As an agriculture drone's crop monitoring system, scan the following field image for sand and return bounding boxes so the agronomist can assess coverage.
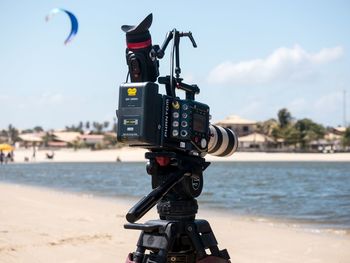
[9,147,350,163]
[0,183,349,263]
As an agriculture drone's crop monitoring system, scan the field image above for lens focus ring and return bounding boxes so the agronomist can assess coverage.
[208,125,238,157]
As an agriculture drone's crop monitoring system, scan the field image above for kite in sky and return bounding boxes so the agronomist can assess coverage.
[46,8,79,45]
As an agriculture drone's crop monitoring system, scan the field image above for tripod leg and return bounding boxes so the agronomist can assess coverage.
[186,220,230,262]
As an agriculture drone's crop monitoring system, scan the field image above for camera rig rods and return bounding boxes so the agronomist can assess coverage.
[155,29,198,99]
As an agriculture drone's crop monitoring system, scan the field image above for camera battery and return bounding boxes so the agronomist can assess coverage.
[117,82,161,146]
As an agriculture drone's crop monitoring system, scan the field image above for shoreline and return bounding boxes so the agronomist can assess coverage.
[0,182,349,263]
[6,147,350,163]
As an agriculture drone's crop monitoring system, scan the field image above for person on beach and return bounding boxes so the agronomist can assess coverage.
[32,145,36,161]
[0,150,4,164]
[6,151,14,163]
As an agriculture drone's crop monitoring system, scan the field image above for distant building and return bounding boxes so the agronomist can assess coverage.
[310,131,344,153]
[18,133,44,147]
[214,115,257,137]
[309,139,341,153]
[49,132,81,147]
[238,132,274,150]
[80,134,104,147]
[332,126,346,135]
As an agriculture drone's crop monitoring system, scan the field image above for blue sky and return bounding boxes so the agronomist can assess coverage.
[0,0,349,130]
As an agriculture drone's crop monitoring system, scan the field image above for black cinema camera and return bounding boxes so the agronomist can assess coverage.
[116,14,238,263]
[117,14,237,157]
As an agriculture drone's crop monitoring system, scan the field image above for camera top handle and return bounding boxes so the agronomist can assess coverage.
[156,29,199,100]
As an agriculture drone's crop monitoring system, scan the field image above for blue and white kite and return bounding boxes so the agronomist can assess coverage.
[46,8,79,45]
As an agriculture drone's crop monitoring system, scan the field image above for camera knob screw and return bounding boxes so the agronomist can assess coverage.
[201,138,207,148]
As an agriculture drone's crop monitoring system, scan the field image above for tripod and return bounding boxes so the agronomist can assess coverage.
[124,151,231,263]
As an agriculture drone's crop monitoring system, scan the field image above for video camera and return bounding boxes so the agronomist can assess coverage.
[117,14,237,157]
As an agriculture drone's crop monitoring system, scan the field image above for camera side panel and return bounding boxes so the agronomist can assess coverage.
[117,82,161,147]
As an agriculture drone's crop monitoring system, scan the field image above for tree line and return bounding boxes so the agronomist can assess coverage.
[257,108,350,149]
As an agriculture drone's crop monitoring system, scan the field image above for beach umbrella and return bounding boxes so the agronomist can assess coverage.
[0,144,14,151]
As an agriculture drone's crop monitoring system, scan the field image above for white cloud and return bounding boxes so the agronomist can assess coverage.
[207,45,344,85]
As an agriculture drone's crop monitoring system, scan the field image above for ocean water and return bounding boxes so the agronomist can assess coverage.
[1,161,349,231]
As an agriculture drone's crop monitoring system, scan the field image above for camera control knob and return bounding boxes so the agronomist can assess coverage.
[182,104,189,110]
[172,121,179,127]
[181,121,188,127]
[173,112,179,118]
[180,130,188,137]
[182,113,188,118]
[172,130,179,137]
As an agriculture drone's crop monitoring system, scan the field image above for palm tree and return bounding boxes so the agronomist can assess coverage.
[256,118,278,136]
[295,118,326,149]
[103,121,110,130]
[277,108,292,129]
[93,122,103,134]
[7,124,19,143]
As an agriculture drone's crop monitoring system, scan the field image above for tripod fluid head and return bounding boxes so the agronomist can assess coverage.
[126,151,210,223]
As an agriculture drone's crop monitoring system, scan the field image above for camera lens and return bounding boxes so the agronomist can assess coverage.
[208,125,238,157]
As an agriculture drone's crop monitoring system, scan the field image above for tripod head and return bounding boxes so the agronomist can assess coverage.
[126,151,210,223]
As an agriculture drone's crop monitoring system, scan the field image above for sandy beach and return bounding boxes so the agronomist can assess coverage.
[9,147,350,163]
[0,182,349,263]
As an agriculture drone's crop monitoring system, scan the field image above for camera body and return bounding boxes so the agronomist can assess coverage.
[117,14,238,157]
[117,82,210,154]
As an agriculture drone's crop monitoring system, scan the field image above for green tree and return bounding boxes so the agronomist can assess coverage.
[7,124,19,143]
[65,123,83,133]
[33,126,44,133]
[103,121,110,130]
[295,118,326,149]
[256,118,278,136]
[92,122,104,134]
[342,127,350,148]
[277,108,292,128]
